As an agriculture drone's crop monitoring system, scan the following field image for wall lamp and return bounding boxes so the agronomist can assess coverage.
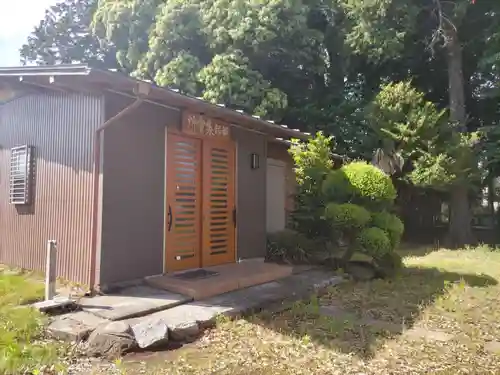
[250,153,260,169]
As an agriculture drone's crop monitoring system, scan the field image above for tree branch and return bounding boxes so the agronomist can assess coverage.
[429,0,459,53]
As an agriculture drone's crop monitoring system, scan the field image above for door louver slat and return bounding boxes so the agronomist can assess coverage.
[165,134,202,271]
[202,141,235,266]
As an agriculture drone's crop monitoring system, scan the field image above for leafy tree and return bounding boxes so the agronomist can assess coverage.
[477,6,500,184]
[133,0,209,80]
[93,0,163,73]
[90,0,388,151]
[20,0,117,68]
[155,52,202,95]
[342,0,500,247]
[368,81,448,161]
[24,0,500,246]
[93,0,326,119]
[197,51,288,119]
[91,0,390,157]
[369,80,482,245]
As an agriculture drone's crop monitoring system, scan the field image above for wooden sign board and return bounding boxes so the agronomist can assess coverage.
[182,111,230,139]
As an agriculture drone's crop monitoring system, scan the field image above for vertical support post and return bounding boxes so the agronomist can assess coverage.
[45,240,57,301]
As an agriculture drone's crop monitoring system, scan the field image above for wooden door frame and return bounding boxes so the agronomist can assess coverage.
[163,127,238,273]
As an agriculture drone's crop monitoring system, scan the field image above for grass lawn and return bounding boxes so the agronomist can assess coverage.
[120,245,500,375]
[0,271,66,374]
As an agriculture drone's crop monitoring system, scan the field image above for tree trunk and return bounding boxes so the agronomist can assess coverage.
[445,25,473,248]
[448,184,472,248]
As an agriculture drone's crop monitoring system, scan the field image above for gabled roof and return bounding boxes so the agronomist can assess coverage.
[0,64,309,141]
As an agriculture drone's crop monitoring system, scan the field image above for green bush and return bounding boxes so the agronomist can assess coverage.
[374,252,403,278]
[341,161,397,210]
[322,170,354,203]
[289,132,334,189]
[284,134,404,279]
[325,203,371,230]
[288,132,334,238]
[355,227,392,257]
[290,193,330,239]
[372,211,405,247]
[266,230,323,264]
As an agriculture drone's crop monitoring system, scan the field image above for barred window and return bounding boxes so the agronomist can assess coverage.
[9,145,34,205]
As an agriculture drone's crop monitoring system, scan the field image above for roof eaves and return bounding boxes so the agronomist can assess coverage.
[90,68,310,140]
[0,64,310,140]
[0,64,91,77]
[158,87,309,140]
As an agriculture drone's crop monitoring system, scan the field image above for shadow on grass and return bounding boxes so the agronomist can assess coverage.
[249,266,497,359]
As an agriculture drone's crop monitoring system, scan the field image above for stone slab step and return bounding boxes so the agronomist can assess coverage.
[124,270,345,342]
[33,296,76,313]
[47,311,110,342]
[47,270,345,344]
[79,285,192,321]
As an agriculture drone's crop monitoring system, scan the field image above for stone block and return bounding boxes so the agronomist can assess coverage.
[87,321,136,357]
[48,311,109,342]
[131,318,169,349]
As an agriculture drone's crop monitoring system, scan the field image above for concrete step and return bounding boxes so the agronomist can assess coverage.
[124,270,346,342]
[47,270,346,344]
[78,285,192,321]
[145,260,295,300]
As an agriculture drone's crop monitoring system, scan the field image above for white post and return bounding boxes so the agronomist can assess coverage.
[45,240,57,301]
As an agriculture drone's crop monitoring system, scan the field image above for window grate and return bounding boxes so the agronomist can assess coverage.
[9,145,34,205]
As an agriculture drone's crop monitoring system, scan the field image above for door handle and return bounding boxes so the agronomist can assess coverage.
[232,207,237,228]
[167,204,173,232]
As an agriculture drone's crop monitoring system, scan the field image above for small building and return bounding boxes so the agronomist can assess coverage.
[0,65,305,290]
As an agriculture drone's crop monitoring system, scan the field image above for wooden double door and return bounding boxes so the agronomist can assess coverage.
[165,132,236,272]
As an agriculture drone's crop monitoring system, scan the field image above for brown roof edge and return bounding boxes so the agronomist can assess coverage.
[0,64,91,76]
[88,69,310,140]
[0,64,310,140]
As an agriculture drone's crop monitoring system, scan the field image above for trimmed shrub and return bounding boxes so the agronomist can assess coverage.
[341,161,396,210]
[284,135,404,279]
[266,229,323,264]
[322,170,354,203]
[355,227,392,257]
[372,211,405,247]
[374,252,403,278]
[325,203,371,230]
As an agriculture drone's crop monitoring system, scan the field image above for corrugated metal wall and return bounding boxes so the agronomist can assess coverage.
[0,92,104,284]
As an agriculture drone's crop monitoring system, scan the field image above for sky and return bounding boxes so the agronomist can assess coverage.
[0,0,57,66]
